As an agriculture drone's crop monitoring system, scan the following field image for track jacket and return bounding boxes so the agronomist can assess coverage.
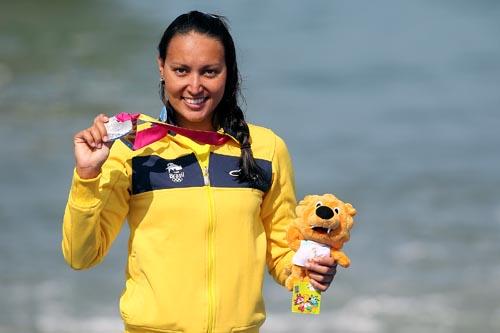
[61,123,296,333]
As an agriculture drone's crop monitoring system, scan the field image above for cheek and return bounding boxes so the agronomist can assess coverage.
[164,81,183,98]
[212,75,227,97]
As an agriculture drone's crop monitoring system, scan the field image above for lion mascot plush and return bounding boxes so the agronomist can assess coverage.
[285,194,356,291]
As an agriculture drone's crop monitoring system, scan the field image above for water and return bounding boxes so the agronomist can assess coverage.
[1,1,499,332]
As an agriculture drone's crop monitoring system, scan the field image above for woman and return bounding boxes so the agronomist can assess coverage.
[62,11,337,333]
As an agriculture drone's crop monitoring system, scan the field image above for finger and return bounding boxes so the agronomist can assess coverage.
[80,129,96,148]
[312,256,336,267]
[94,114,109,142]
[309,278,330,292]
[89,126,103,149]
[73,130,87,144]
[308,272,334,284]
[96,113,109,123]
[305,260,337,275]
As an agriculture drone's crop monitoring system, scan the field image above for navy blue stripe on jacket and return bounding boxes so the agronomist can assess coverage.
[132,153,272,195]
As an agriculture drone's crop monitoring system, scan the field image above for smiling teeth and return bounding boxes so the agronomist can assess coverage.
[185,97,206,104]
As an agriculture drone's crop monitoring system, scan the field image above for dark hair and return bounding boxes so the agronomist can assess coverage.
[158,11,265,186]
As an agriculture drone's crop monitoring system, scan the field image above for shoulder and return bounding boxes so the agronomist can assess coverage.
[248,123,276,140]
[247,123,290,162]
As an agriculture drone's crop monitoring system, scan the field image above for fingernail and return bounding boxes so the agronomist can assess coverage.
[103,136,108,142]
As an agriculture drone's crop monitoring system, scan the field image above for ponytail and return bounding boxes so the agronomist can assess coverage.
[221,106,266,186]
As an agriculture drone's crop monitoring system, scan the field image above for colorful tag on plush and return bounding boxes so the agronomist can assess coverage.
[291,281,322,314]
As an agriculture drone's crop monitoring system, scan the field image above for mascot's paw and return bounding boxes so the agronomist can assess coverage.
[285,276,295,291]
[285,272,310,291]
[332,251,351,268]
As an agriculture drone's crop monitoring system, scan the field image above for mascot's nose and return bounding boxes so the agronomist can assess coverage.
[316,206,334,220]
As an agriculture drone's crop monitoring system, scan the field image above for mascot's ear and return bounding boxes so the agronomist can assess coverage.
[295,203,306,217]
[301,195,315,203]
[324,193,337,201]
[345,203,357,217]
[296,195,315,217]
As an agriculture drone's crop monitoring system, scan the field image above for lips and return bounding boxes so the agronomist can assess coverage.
[182,96,208,109]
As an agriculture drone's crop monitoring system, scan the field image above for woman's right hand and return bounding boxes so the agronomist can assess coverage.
[74,114,112,179]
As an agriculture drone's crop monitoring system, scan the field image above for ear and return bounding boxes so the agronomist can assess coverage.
[157,56,165,77]
[345,203,357,216]
[324,193,336,201]
[295,203,306,217]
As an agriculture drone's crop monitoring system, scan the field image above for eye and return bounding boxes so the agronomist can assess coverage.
[173,67,188,76]
[203,69,218,78]
[315,201,322,208]
[334,208,340,215]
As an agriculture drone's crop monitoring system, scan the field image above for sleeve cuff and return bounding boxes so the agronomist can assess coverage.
[69,168,102,208]
[271,250,295,286]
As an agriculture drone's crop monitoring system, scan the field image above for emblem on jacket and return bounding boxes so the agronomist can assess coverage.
[229,169,241,177]
[166,163,184,183]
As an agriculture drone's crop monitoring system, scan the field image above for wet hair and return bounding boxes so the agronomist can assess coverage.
[158,11,265,186]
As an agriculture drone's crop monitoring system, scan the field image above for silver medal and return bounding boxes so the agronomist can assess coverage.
[104,116,133,141]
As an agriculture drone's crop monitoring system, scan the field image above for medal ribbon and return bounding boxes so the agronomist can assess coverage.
[114,112,232,150]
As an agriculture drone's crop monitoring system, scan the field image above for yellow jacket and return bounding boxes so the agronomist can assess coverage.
[61,123,296,333]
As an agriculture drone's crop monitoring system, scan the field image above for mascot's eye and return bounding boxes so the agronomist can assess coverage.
[334,208,340,215]
[315,201,323,208]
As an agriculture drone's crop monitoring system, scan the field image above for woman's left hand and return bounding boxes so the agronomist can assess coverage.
[305,256,338,292]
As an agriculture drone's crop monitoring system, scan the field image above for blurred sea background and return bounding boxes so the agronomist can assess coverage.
[1,0,499,332]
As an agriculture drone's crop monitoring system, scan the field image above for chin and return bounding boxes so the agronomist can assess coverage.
[179,112,214,130]
[184,110,211,120]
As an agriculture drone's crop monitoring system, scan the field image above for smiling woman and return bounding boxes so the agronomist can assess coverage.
[156,12,264,186]
[61,10,337,333]
[158,32,227,131]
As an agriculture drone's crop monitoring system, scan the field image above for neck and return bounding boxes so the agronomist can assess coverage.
[165,102,216,132]
[177,119,215,132]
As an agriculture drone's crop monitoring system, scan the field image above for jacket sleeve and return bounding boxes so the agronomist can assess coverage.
[61,144,130,270]
[261,134,297,286]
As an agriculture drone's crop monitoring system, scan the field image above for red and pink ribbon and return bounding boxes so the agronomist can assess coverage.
[115,112,231,150]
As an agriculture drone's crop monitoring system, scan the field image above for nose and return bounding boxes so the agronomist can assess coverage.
[187,73,203,95]
[316,206,334,220]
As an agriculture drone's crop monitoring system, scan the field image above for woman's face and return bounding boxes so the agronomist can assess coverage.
[158,31,227,131]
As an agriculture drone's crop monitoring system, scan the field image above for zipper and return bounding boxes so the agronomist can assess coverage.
[197,154,216,332]
[206,179,216,333]
[203,166,210,186]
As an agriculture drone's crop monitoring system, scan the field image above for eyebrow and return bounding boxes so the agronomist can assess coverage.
[168,62,223,68]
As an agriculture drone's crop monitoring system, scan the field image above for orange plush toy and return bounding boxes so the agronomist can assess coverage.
[285,194,356,291]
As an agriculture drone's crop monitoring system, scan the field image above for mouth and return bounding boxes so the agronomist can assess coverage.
[311,226,333,235]
[182,96,209,109]
[311,220,339,235]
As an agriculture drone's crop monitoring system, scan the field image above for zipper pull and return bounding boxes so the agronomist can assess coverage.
[203,166,210,186]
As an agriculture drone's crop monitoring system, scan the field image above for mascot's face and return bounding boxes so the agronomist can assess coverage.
[296,194,356,247]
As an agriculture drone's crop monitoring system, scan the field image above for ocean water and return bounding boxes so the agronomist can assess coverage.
[1,1,499,332]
